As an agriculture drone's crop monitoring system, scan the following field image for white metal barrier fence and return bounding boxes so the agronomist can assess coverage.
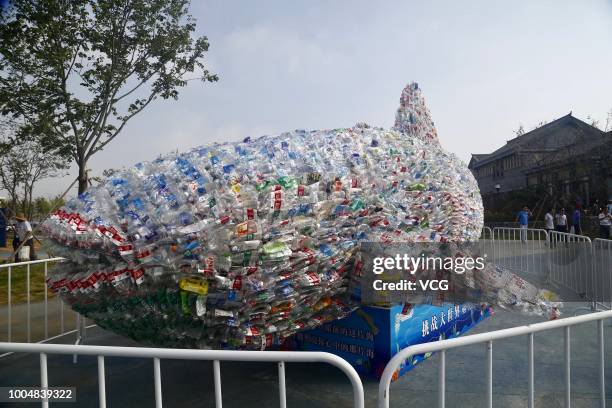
[378,310,612,408]
[0,342,365,408]
[479,226,494,260]
[592,238,612,311]
[490,227,549,275]
[548,232,593,301]
[1,258,81,346]
[483,228,612,308]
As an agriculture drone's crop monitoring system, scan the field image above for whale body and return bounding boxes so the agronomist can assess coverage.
[42,83,487,348]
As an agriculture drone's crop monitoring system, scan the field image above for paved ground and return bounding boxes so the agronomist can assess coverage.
[0,303,610,408]
[0,244,610,407]
[0,300,78,343]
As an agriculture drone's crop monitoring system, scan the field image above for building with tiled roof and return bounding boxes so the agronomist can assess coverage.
[469,114,611,207]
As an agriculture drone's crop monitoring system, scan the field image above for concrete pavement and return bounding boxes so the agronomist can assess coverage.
[1,243,610,407]
[0,303,610,407]
[0,300,78,344]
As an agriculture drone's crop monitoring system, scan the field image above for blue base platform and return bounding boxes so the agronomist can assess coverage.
[292,303,491,379]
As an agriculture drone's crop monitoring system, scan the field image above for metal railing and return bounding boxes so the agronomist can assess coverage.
[592,238,612,311]
[490,227,549,274]
[0,342,365,408]
[480,226,493,240]
[378,309,612,408]
[548,232,593,303]
[1,257,78,344]
[479,226,494,260]
[482,228,611,309]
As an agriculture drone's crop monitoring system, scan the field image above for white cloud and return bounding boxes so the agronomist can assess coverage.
[224,25,338,77]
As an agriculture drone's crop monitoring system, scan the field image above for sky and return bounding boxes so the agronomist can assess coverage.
[12,0,612,198]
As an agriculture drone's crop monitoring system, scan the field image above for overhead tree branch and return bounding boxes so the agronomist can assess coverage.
[0,0,218,194]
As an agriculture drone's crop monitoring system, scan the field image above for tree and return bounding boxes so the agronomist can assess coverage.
[514,125,525,137]
[586,115,599,129]
[0,0,217,194]
[33,197,51,220]
[0,135,68,219]
[33,195,66,220]
[0,118,22,217]
[604,109,612,132]
[0,150,22,217]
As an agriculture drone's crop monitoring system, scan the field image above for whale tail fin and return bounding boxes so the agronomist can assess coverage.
[393,82,439,144]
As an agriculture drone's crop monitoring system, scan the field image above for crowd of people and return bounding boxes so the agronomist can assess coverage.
[516,200,612,240]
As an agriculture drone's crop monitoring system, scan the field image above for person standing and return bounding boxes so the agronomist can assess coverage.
[555,208,568,233]
[11,218,20,262]
[516,206,532,243]
[599,207,611,239]
[14,213,36,262]
[544,208,555,245]
[572,207,582,235]
[592,200,600,216]
[0,203,7,248]
[575,195,582,210]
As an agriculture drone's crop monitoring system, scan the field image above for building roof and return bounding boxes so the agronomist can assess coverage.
[470,113,606,169]
[468,154,490,168]
[471,154,490,161]
[524,131,612,175]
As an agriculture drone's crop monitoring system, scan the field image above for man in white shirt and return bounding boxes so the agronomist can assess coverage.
[555,208,567,233]
[544,208,554,246]
[553,208,568,246]
[14,213,36,261]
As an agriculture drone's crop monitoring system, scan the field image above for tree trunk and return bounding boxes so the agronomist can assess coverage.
[26,184,34,220]
[77,159,88,195]
[22,184,28,215]
[8,187,17,217]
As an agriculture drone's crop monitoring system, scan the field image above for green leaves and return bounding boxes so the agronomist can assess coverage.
[0,0,217,193]
[0,117,70,219]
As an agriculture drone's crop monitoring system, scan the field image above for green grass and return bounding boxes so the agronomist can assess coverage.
[0,263,56,305]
